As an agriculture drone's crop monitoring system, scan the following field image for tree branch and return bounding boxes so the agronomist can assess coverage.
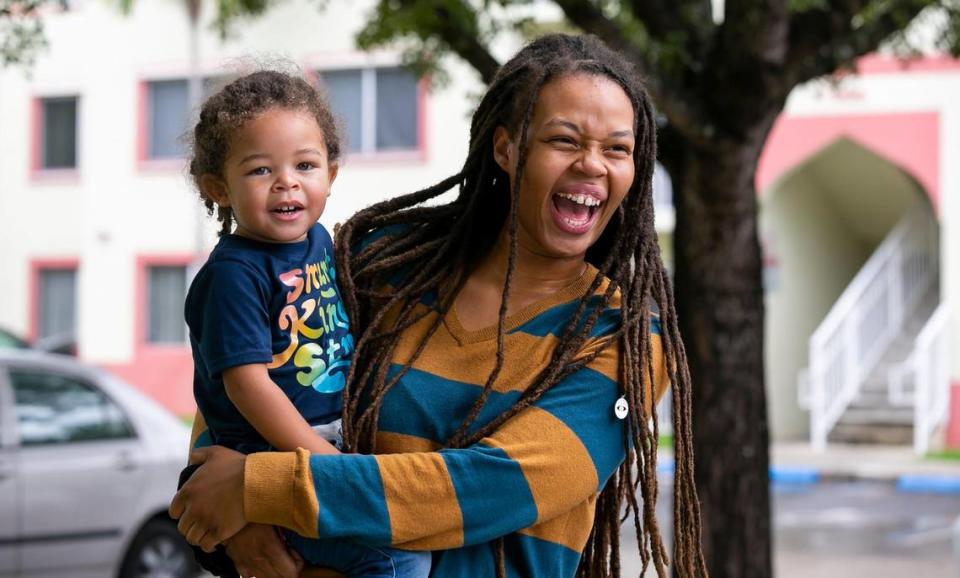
[784,0,937,86]
[356,0,501,84]
[431,3,501,83]
[552,0,709,143]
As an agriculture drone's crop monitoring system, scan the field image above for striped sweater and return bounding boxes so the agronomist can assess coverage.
[237,264,669,578]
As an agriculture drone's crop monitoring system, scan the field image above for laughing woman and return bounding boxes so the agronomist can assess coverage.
[171,33,706,578]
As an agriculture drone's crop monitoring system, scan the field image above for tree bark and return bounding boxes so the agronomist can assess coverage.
[662,124,774,578]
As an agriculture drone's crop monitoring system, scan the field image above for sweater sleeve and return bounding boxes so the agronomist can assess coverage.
[244,330,670,550]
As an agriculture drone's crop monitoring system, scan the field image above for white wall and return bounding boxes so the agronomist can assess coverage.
[0,0,480,364]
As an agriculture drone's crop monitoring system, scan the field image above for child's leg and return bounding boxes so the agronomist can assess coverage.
[284,531,431,578]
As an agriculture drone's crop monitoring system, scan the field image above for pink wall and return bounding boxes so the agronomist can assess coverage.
[757,112,940,210]
[102,254,196,416]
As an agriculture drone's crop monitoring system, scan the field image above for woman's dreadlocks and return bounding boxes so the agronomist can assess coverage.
[334,33,706,578]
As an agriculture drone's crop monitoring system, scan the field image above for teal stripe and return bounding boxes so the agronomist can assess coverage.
[379,364,627,491]
[379,366,522,443]
[512,297,619,338]
[440,444,538,545]
[430,532,583,577]
[308,454,392,546]
[535,367,626,490]
[192,429,213,449]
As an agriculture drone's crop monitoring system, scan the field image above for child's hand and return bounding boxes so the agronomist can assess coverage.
[169,446,247,552]
[224,523,302,578]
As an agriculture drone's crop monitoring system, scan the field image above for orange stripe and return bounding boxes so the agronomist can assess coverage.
[517,495,597,552]
[483,407,598,531]
[376,452,464,549]
[376,431,441,454]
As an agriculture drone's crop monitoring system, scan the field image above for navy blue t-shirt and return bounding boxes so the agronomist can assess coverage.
[185,223,352,453]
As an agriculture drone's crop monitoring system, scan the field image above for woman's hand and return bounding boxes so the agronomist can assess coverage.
[225,524,304,578]
[169,446,247,552]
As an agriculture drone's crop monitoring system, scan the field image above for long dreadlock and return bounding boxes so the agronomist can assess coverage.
[334,33,706,578]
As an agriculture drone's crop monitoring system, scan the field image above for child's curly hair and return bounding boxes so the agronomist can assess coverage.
[189,69,342,236]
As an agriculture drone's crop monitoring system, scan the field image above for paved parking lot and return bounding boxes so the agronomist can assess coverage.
[622,479,960,578]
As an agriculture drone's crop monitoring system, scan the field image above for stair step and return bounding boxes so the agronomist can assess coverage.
[828,423,913,445]
[836,407,914,425]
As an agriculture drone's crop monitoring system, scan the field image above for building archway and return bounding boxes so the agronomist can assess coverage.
[761,137,938,440]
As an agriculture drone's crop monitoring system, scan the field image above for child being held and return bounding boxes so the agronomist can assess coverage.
[182,69,431,578]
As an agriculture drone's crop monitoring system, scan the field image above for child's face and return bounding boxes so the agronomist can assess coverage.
[204,107,338,243]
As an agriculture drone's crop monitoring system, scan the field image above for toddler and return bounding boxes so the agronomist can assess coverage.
[183,70,430,578]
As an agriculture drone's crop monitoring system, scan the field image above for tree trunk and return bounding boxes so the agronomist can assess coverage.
[663,128,773,578]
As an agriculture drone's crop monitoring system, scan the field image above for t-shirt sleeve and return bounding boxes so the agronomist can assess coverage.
[187,260,273,378]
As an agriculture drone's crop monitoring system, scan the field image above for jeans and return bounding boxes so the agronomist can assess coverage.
[285,531,432,578]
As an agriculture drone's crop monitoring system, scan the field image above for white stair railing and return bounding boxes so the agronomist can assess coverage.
[806,204,938,450]
[887,305,951,454]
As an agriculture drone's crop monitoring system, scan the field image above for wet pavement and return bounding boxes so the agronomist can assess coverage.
[622,479,960,577]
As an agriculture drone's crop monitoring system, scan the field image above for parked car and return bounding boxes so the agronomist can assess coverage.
[0,329,28,351]
[0,350,200,578]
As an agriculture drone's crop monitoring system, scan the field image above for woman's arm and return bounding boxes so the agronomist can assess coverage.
[172,333,669,551]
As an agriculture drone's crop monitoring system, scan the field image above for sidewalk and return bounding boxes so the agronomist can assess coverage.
[658,442,960,492]
[771,442,960,492]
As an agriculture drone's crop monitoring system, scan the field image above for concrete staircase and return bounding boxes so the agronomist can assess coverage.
[828,288,940,445]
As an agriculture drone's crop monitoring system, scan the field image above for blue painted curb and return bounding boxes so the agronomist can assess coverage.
[770,466,820,485]
[657,459,675,475]
[896,475,960,494]
[655,460,820,485]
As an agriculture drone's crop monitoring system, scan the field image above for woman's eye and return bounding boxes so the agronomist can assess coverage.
[608,145,632,155]
[550,136,577,147]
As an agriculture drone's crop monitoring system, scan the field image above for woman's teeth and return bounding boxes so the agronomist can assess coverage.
[555,193,601,207]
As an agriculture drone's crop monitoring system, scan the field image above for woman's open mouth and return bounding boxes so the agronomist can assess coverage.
[551,192,602,234]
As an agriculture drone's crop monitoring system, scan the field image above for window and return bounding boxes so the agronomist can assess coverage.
[146,80,190,159]
[144,77,219,160]
[11,370,133,446]
[39,97,78,169]
[147,265,187,344]
[320,67,420,154]
[37,267,77,342]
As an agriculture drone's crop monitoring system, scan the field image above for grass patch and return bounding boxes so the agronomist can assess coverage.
[180,414,195,426]
[658,434,674,449]
[926,448,960,461]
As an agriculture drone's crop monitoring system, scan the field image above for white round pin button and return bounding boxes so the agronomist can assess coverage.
[614,396,629,420]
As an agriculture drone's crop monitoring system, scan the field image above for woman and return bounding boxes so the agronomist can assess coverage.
[170,33,705,578]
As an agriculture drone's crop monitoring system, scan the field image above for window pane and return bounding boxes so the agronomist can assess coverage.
[38,268,77,341]
[11,370,133,446]
[148,80,189,158]
[42,97,78,169]
[321,70,363,153]
[148,266,187,344]
[375,68,418,151]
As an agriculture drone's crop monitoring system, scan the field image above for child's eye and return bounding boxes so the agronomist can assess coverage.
[296,162,315,171]
[248,167,270,176]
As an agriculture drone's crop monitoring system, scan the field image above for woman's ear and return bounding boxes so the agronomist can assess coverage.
[199,174,230,208]
[493,126,514,173]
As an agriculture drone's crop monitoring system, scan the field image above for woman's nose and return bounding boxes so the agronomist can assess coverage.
[576,147,606,177]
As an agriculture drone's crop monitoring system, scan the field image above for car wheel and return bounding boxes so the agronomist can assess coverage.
[119,518,201,578]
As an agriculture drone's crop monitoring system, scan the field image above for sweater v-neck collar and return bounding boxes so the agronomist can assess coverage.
[443,264,600,345]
